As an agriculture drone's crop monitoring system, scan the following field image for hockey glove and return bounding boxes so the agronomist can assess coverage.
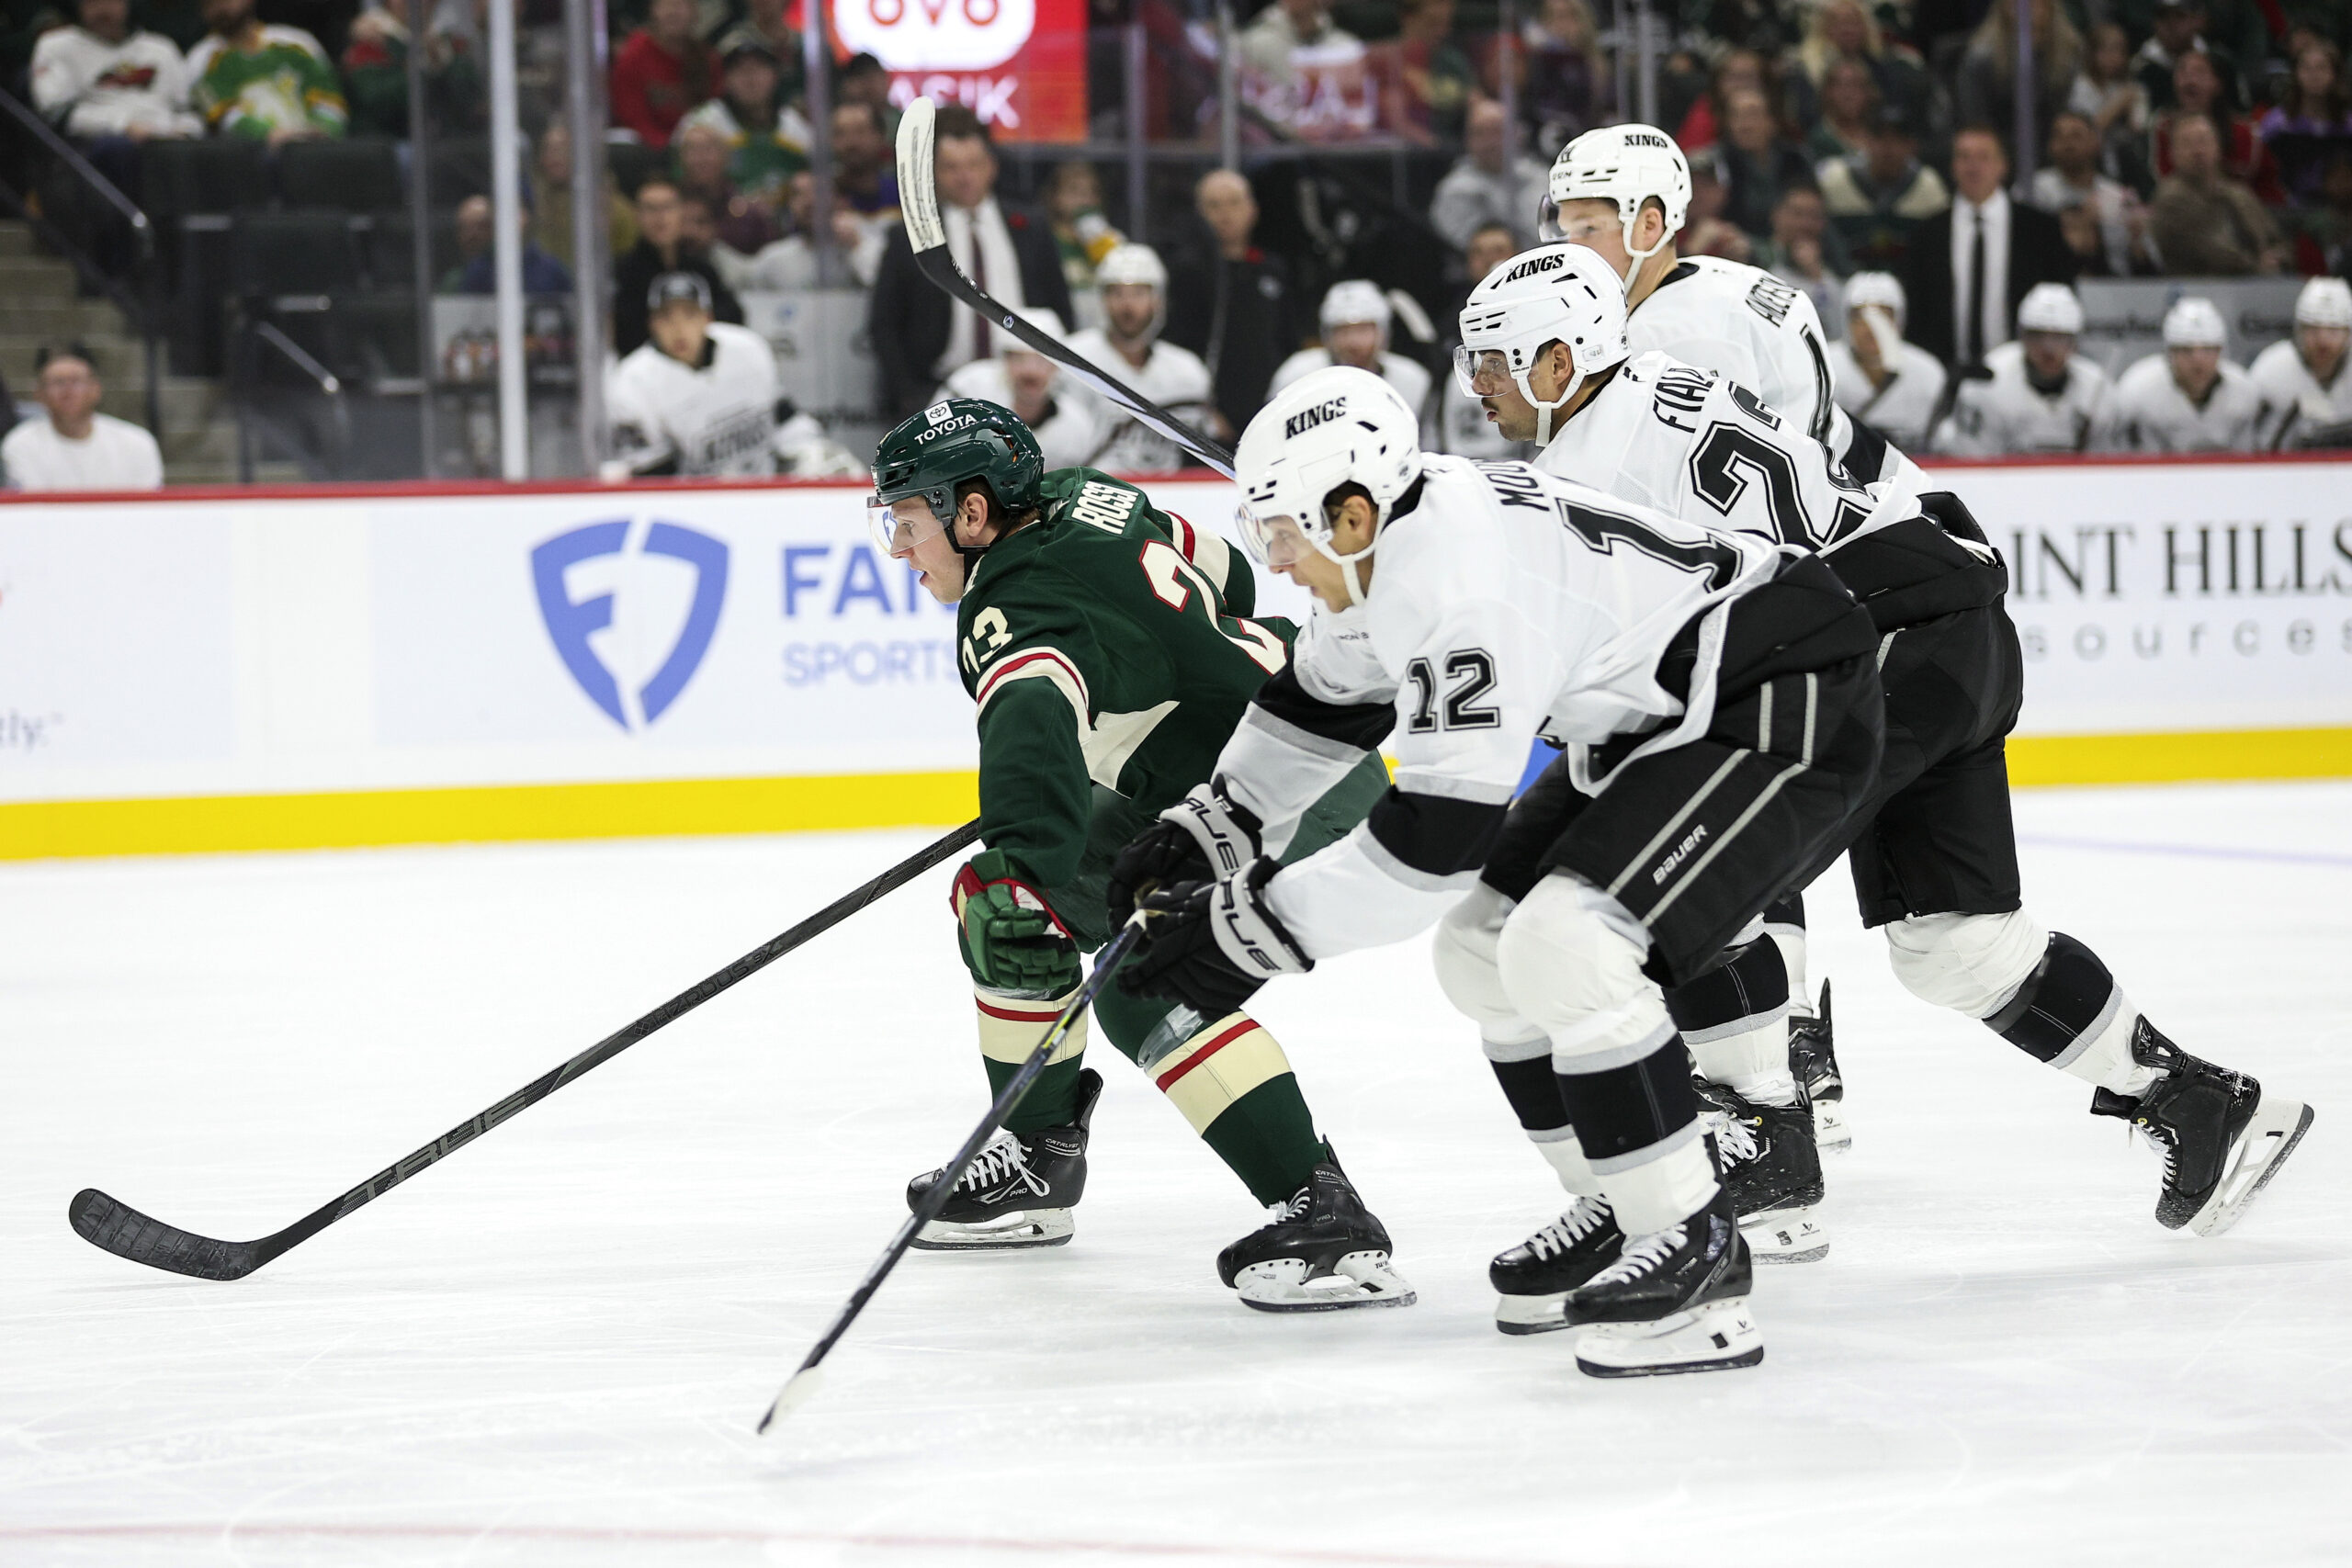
[1118,858,1310,1018]
[951,849,1081,997]
[1105,778,1265,927]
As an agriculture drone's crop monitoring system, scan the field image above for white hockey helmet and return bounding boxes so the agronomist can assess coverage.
[2162,295,2228,349]
[2295,276,2352,330]
[2017,282,2085,336]
[1540,123,1691,286]
[1319,278,1393,343]
[1843,271,1907,333]
[1233,365,1423,607]
[1095,243,1168,292]
[1453,243,1630,443]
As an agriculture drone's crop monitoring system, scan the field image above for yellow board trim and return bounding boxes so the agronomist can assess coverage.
[2,728,2346,861]
[0,771,980,861]
[2005,728,2352,787]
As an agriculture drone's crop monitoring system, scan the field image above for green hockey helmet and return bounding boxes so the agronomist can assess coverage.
[866,397,1045,558]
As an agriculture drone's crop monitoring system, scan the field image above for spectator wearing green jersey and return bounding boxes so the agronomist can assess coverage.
[187,0,344,142]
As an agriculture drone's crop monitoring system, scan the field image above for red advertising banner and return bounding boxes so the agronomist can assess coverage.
[830,0,1088,143]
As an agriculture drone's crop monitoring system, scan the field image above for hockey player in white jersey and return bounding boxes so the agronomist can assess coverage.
[1064,243,1220,472]
[1826,273,1947,453]
[940,307,1111,470]
[2253,276,2352,450]
[605,273,854,478]
[2113,296,2270,453]
[1933,283,2117,457]
[1453,243,2313,1309]
[1271,280,1435,419]
[1541,122,1915,491]
[1112,366,1894,1374]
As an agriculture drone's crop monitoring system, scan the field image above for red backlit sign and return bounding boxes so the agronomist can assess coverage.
[831,0,1086,142]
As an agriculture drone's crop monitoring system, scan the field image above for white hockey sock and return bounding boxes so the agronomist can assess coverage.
[1528,1124,1602,1198]
[1598,1129,1720,1235]
[1769,924,1811,1017]
[2056,997,2160,1097]
[1688,1018,1799,1108]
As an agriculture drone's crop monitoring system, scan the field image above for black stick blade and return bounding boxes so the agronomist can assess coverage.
[70,1189,267,1280]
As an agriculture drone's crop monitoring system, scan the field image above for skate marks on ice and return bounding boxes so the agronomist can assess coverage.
[3,787,2346,1567]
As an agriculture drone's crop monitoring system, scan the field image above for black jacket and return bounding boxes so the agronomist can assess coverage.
[1163,243,1303,438]
[1898,201,2078,367]
[866,198,1073,421]
[612,241,745,357]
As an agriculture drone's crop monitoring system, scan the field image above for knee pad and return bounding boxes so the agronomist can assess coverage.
[1434,883,1546,1049]
[1884,909,2049,1020]
[1494,874,1674,1068]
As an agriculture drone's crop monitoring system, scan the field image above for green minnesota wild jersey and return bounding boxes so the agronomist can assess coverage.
[958,468,1292,889]
[187,25,347,139]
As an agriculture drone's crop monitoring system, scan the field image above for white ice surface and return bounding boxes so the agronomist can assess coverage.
[3,783,2347,1568]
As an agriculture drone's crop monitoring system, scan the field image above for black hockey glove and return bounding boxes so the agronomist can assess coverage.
[1117,858,1311,1018]
[1105,778,1264,928]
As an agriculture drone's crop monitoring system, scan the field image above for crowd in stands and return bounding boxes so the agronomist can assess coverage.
[11,0,2352,486]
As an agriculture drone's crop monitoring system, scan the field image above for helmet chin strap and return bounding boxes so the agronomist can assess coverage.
[1617,204,1676,290]
[1515,354,1587,446]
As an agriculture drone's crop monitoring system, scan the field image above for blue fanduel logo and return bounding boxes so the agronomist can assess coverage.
[531,520,729,730]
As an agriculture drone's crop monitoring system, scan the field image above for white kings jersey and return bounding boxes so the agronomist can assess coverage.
[940,358,1111,471]
[1932,342,2117,457]
[1626,255,1920,491]
[1826,335,1947,453]
[606,321,784,478]
[1536,351,1922,556]
[1063,329,1217,473]
[2111,355,2270,453]
[2249,339,2352,449]
[1208,456,1786,961]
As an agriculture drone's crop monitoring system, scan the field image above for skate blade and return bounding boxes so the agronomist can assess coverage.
[1813,1099,1852,1154]
[1234,1251,1418,1313]
[1494,1291,1574,1336]
[1739,1204,1828,1264]
[1575,1297,1765,1378]
[910,1209,1075,1250]
[2189,1099,2314,1238]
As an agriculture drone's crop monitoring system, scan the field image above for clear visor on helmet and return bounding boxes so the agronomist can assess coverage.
[1452,344,1520,399]
[1235,503,1315,569]
[867,491,951,555]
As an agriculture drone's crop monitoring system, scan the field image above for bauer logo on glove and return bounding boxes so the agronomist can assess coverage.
[1119,859,1310,1018]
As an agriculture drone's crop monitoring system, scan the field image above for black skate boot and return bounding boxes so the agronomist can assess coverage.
[1700,1081,1828,1263]
[1563,1188,1762,1378]
[1788,980,1848,1153]
[2089,1021,2313,1237]
[1217,1149,1416,1312]
[1489,1195,1623,1336]
[907,1068,1102,1250]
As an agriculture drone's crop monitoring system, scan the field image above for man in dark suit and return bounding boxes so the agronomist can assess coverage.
[1899,125,2078,367]
[867,106,1074,421]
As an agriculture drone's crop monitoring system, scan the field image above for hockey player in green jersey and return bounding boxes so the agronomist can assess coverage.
[869,397,1413,1312]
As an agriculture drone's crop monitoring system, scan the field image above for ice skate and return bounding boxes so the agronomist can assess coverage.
[1219,1151,1415,1312]
[2090,1022,2313,1237]
[1489,1195,1625,1336]
[1700,1081,1827,1263]
[1564,1190,1761,1378]
[1788,980,1849,1153]
[907,1069,1101,1250]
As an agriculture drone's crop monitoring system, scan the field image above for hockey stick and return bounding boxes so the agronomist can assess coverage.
[894,96,1237,479]
[757,917,1146,1431]
[69,818,983,1281]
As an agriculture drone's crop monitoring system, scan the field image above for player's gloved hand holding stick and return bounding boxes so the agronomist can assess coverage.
[68,820,982,1281]
[1117,861,1313,1020]
[758,914,1149,1432]
[1103,779,1263,927]
[953,849,1082,995]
